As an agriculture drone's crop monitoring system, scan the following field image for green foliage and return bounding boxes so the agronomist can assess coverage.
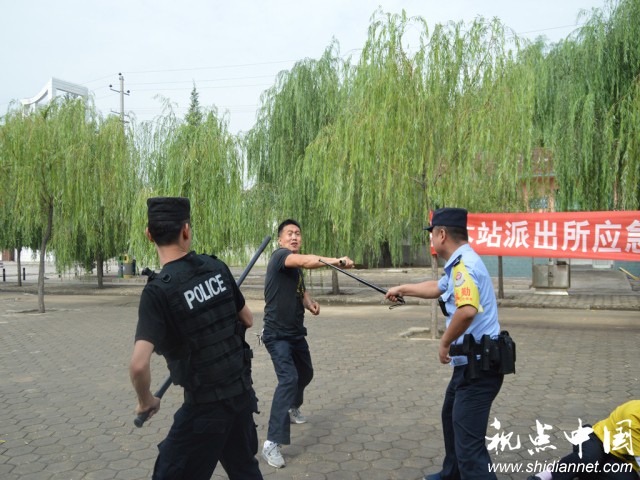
[185,84,204,127]
[0,109,42,256]
[52,111,137,273]
[245,41,345,253]
[245,1,639,264]
[129,101,249,265]
[533,0,640,210]
[249,11,536,263]
[2,0,638,275]
[0,99,137,292]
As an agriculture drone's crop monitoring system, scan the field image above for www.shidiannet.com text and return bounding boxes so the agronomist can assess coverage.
[489,460,634,475]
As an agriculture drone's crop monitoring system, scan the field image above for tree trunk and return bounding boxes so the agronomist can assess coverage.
[380,241,392,268]
[431,254,438,339]
[331,269,340,295]
[16,246,22,287]
[96,252,104,289]
[38,201,54,313]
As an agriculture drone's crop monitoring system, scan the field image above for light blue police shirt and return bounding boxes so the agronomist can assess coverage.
[437,243,500,366]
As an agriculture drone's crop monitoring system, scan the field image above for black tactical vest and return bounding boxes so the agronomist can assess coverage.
[149,253,251,403]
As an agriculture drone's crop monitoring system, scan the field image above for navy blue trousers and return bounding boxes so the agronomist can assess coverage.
[152,395,262,480]
[263,333,314,445]
[437,365,504,480]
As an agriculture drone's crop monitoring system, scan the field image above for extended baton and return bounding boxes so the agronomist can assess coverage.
[134,235,272,427]
[318,259,405,308]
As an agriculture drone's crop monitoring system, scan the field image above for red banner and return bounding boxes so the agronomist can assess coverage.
[430,211,640,261]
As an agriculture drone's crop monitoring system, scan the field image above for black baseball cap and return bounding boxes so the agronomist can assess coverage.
[147,197,190,224]
[425,208,468,232]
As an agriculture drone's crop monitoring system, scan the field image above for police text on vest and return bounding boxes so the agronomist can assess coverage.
[184,274,227,310]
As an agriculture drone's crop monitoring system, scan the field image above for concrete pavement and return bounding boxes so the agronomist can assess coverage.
[0,265,638,479]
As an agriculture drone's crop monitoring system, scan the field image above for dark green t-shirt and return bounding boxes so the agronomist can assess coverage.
[263,248,307,337]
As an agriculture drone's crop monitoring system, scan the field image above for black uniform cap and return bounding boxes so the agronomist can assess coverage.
[425,208,467,232]
[147,197,190,224]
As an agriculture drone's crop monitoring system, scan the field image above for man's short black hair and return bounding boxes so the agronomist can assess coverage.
[147,197,191,246]
[277,219,301,236]
[148,219,190,246]
[440,226,468,243]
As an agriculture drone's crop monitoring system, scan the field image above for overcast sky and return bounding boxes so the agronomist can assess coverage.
[1,0,609,134]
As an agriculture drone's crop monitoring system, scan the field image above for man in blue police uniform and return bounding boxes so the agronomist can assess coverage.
[386,207,505,480]
[129,197,263,480]
[261,219,355,469]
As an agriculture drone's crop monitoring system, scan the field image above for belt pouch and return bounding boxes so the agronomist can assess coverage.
[498,330,516,374]
[480,335,492,371]
[463,334,480,380]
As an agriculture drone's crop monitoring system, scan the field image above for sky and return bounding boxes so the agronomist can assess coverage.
[0,0,610,135]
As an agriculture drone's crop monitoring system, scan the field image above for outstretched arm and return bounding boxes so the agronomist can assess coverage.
[385,280,442,301]
[285,254,355,270]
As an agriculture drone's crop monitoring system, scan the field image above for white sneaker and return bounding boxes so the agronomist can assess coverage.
[262,441,285,468]
[289,407,307,424]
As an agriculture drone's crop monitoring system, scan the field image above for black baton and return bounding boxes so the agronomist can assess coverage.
[134,235,272,427]
[318,259,405,308]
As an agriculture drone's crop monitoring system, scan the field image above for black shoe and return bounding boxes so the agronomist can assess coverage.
[526,476,541,480]
[424,474,442,480]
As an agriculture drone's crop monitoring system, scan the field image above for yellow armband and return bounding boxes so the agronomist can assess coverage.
[453,260,482,311]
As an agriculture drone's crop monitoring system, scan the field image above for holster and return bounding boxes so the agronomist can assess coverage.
[497,330,516,374]
[438,297,449,317]
[462,334,480,380]
[449,331,517,380]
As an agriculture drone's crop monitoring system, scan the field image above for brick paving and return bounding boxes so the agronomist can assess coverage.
[0,265,638,479]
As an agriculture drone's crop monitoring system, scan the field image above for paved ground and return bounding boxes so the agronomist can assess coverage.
[0,265,638,479]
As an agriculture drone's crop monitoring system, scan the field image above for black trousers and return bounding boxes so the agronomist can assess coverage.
[438,365,504,480]
[152,394,262,480]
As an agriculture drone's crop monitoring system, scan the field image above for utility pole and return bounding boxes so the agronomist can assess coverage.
[109,73,130,125]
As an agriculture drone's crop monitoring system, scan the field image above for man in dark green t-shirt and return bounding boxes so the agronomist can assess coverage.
[261,219,354,469]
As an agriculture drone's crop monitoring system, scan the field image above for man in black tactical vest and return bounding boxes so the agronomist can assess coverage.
[129,197,263,480]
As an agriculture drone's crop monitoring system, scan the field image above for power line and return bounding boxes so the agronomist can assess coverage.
[1,20,591,114]
[124,59,299,75]
[131,83,273,92]
[516,22,585,36]
[81,21,587,86]
[125,74,278,87]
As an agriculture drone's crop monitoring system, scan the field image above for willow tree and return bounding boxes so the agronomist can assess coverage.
[51,112,137,288]
[3,105,59,310]
[129,103,248,266]
[0,100,92,311]
[0,107,43,286]
[245,41,345,246]
[532,0,640,210]
[301,11,535,265]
